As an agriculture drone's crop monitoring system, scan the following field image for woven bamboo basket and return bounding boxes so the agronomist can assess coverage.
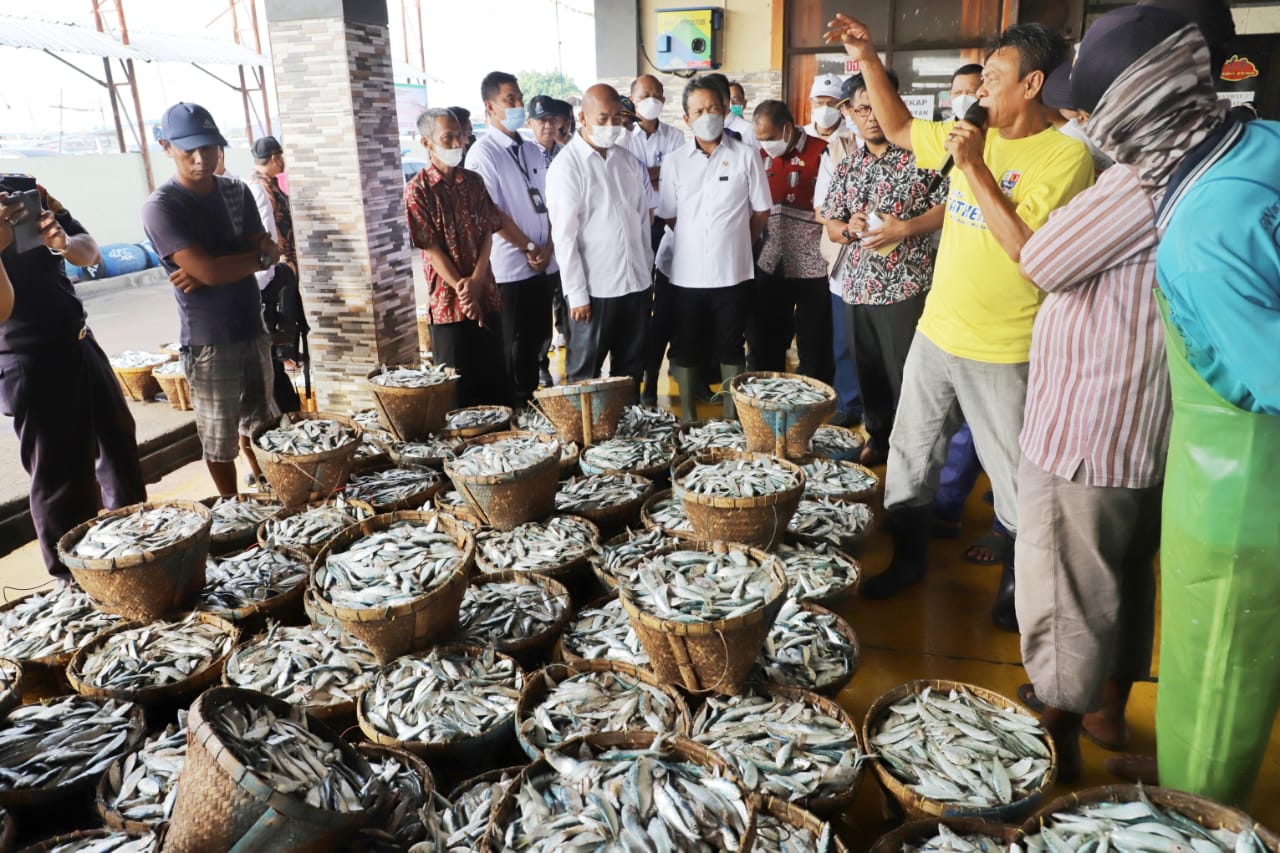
[473,515,600,589]
[513,659,692,761]
[461,571,573,669]
[759,795,851,852]
[730,372,836,459]
[620,541,788,694]
[432,489,486,531]
[1016,785,1279,850]
[672,450,806,549]
[16,829,156,853]
[0,595,99,699]
[532,377,633,446]
[863,679,1058,822]
[352,742,437,849]
[798,454,881,503]
[197,546,310,631]
[0,659,21,719]
[164,687,382,853]
[787,500,878,556]
[869,817,1018,853]
[200,493,283,556]
[553,473,653,536]
[220,628,366,727]
[444,431,562,531]
[357,643,524,768]
[439,405,514,440]
[366,365,460,441]
[558,440,580,478]
[807,423,865,462]
[350,436,392,475]
[638,488,695,537]
[346,462,445,514]
[310,511,474,663]
[387,437,463,469]
[255,497,375,558]
[96,750,171,834]
[250,412,363,508]
[788,601,861,698]
[302,587,338,629]
[113,362,165,402]
[485,732,756,851]
[590,528,689,592]
[444,765,526,833]
[578,440,676,483]
[153,369,192,411]
[777,536,863,609]
[65,612,238,709]
[57,500,212,622]
[553,592,615,667]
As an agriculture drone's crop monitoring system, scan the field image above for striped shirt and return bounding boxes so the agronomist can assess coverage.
[1019,165,1171,489]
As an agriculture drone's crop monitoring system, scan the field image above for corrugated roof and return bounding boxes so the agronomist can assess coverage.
[127,32,267,66]
[0,15,268,66]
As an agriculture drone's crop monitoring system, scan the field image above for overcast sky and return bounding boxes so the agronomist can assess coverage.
[0,0,595,146]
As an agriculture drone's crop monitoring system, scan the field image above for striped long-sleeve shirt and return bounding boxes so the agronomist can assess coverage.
[1018,164,1171,489]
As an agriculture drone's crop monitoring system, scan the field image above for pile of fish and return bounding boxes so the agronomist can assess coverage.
[499,737,750,850]
[809,425,864,458]
[754,811,837,853]
[210,698,377,812]
[593,527,681,587]
[449,435,557,478]
[431,767,522,851]
[0,659,16,696]
[869,685,1052,808]
[735,376,830,406]
[476,516,596,573]
[515,410,556,435]
[260,497,372,551]
[0,697,139,792]
[101,717,187,825]
[789,498,873,547]
[554,473,650,514]
[356,431,392,461]
[353,410,385,431]
[643,492,693,533]
[256,417,357,455]
[580,436,674,473]
[109,351,171,369]
[0,582,122,661]
[207,496,280,538]
[558,598,649,667]
[691,692,864,801]
[519,668,685,751]
[223,622,379,711]
[199,546,308,612]
[616,405,680,443]
[679,419,747,454]
[43,833,158,852]
[354,749,434,849]
[392,438,461,465]
[74,614,234,692]
[625,549,783,623]
[362,646,523,744]
[801,458,878,500]
[457,580,569,647]
[906,824,1007,852]
[70,505,206,560]
[370,364,454,388]
[346,466,442,509]
[773,543,860,602]
[152,360,184,377]
[679,457,800,498]
[1013,793,1269,853]
[316,519,465,610]
[445,407,509,432]
[752,599,856,692]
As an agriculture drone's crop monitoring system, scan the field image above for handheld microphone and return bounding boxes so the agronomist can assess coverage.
[926,102,988,195]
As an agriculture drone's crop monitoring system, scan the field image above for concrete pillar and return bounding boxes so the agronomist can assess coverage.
[264,0,416,410]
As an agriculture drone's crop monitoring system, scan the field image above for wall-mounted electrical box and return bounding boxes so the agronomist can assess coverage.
[655,7,722,71]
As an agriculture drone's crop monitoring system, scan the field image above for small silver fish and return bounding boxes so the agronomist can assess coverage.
[102,714,188,826]
[391,437,462,465]
[679,457,800,499]
[615,405,680,443]
[736,376,830,406]
[772,542,861,602]
[592,527,683,587]
[518,669,685,751]
[448,435,557,477]
[445,407,510,431]
[475,516,597,574]
[71,506,206,560]
[316,519,464,610]
[349,749,435,849]
[457,581,568,648]
[427,767,522,852]
[256,416,356,455]
[346,466,442,510]
[108,351,169,369]
[224,622,379,711]
[207,496,281,538]
[555,473,650,514]
[370,364,454,388]
[199,546,308,612]
[44,832,159,853]
[561,598,650,667]
[801,458,878,500]
[260,496,372,551]
[679,419,747,454]
[152,360,184,377]
[1016,795,1263,853]
[906,824,1007,853]
[788,497,874,549]
[754,811,838,853]
[751,598,856,692]
[0,582,123,661]
[580,436,674,474]
[623,549,783,623]
[0,697,140,793]
[74,614,234,692]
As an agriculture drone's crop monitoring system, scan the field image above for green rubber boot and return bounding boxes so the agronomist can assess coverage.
[670,364,699,423]
[719,363,744,420]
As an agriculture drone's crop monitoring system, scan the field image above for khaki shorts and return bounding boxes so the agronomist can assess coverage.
[183,336,278,463]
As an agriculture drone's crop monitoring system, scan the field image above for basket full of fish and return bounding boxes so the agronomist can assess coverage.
[344,463,444,513]
[57,501,212,622]
[199,494,282,556]
[151,359,191,411]
[800,456,881,503]
[387,435,462,469]
[553,472,653,535]
[678,419,748,455]
[310,512,475,663]
[672,450,806,549]
[751,599,861,696]
[615,404,681,444]
[434,765,525,851]
[757,796,850,853]
[788,497,875,553]
[163,687,385,853]
[558,596,650,669]
[349,743,438,852]
[531,376,633,446]
[773,541,862,608]
[109,350,173,402]
[591,527,685,592]
[251,412,363,507]
[440,405,514,440]
[96,714,188,833]
[729,372,837,459]
[257,496,374,557]
[195,545,310,627]
[868,817,1018,853]
[16,828,158,852]
[474,515,600,588]
[457,571,573,668]
[809,424,865,462]
[639,488,695,536]
[864,680,1057,821]
[0,582,124,695]
[366,363,460,441]
[577,435,676,482]
[618,540,789,694]
[444,431,562,530]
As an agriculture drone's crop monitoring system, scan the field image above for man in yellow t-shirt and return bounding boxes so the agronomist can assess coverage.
[825,16,1094,625]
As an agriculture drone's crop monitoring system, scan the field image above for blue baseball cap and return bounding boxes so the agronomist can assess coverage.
[158,103,228,151]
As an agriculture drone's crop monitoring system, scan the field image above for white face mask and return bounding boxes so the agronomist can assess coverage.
[760,128,790,159]
[433,144,464,168]
[635,97,664,121]
[692,113,724,142]
[1058,118,1113,171]
[949,94,978,121]
[811,105,841,129]
[590,123,627,148]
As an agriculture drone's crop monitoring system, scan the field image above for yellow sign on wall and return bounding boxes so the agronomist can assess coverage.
[655,7,721,71]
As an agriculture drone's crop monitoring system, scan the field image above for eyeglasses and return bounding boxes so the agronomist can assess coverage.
[851,106,874,117]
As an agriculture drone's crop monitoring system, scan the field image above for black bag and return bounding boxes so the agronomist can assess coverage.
[261,263,309,337]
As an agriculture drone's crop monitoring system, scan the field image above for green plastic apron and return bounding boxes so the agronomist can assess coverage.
[1155,290,1280,806]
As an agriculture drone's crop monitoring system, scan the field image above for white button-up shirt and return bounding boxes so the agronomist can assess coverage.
[546,133,654,310]
[726,112,757,148]
[657,134,772,290]
[627,121,686,172]
[464,127,558,283]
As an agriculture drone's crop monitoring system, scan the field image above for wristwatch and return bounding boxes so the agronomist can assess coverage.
[525,242,537,254]
[257,250,273,271]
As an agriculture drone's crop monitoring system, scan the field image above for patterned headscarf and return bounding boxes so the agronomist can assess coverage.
[1085,24,1228,202]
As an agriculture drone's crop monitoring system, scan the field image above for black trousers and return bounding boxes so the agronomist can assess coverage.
[565,290,649,392]
[642,269,674,398]
[430,314,511,408]
[0,332,146,574]
[845,291,926,451]
[669,282,753,368]
[747,271,834,382]
[498,273,555,403]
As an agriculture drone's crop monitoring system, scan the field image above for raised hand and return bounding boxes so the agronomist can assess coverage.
[824,14,876,61]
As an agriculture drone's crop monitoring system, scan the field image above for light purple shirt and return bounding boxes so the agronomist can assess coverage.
[464,127,559,283]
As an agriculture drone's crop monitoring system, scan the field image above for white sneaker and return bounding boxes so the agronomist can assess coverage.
[552,332,566,349]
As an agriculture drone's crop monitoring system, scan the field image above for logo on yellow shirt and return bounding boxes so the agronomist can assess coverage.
[999,170,1022,194]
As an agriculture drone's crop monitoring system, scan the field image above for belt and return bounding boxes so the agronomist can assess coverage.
[78,326,87,340]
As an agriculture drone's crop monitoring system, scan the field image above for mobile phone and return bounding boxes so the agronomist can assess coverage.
[8,190,45,254]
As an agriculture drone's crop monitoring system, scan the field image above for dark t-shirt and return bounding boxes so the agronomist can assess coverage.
[0,177,89,355]
[142,176,267,346]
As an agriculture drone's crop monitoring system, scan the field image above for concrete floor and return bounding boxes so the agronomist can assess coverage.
[1,348,1278,846]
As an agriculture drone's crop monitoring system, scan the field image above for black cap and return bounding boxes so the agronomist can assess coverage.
[251,136,283,160]
[528,95,573,120]
[158,102,227,151]
[1069,5,1192,113]
[1042,59,1074,110]
[1137,0,1235,73]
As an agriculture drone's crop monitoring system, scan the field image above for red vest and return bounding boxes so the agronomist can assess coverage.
[761,134,827,211]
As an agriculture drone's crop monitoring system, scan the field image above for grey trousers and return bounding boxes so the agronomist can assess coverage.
[884,332,1028,533]
[1015,456,1161,713]
[564,289,649,387]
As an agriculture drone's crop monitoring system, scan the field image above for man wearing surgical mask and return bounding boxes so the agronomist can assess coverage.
[803,73,847,141]
[947,63,984,121]
[465,71,558,406]
[545,84,653,393]
[725,82,756,148]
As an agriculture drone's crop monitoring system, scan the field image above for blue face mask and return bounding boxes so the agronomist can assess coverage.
[730,105,745,118]
[501,106,527,132]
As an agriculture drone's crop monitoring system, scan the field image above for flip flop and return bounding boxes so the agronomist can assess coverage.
[962,531,1010,565]
[1016,682,1045,713]
[1019,683,1132,751]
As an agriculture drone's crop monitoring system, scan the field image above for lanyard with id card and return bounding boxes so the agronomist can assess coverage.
[508,144,548,215]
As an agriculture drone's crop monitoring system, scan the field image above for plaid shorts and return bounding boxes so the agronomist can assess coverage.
[183,336,278,463]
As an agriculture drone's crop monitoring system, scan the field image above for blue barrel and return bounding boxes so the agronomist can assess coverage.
[96,243,148,279]
[137,240,161,268]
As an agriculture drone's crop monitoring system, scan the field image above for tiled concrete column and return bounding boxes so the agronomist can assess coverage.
[265,0,416,410]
